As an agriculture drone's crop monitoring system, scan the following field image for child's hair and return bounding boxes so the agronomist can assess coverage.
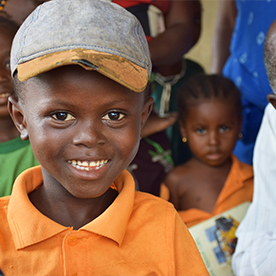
[178,73,242,123]
[0,11,18,33]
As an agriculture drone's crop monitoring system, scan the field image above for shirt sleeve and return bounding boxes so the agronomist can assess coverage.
[232,104,276,276]
[173,209,210,275]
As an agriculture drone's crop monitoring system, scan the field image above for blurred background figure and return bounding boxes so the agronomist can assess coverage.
[0,12,38,196]
[211,0,276,164]
[163,73,253,227]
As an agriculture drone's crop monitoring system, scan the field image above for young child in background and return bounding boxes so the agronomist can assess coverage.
[0,13,38,196]
[0,1,209,275]
[164,73,253,228]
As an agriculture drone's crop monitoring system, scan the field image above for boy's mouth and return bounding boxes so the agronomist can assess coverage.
[0,92,11,98]
[68,159,108,171]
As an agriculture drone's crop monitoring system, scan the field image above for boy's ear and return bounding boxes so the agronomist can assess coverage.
[140,96,153,129]
[8,96,29,141]
[267,93,276,110]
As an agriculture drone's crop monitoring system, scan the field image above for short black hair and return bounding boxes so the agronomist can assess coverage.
[177,73,242,123]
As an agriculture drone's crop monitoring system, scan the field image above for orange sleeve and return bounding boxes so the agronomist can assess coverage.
[173,210,210,275]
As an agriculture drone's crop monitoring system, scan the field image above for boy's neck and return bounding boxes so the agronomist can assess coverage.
[28,169,119,230]
[0,116,19,143]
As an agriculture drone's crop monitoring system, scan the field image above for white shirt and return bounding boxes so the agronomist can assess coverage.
[232,103,276,276]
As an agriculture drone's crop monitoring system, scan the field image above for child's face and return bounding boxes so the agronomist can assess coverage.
[11,66,152,198]
[0,27,14,118]
[180,98,241,167]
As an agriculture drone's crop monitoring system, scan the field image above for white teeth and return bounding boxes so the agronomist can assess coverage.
[68,159,108,171]
[0,93,11,98]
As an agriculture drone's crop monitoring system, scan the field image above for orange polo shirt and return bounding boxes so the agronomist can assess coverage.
[0,166,209,276]
[179,155,254,228]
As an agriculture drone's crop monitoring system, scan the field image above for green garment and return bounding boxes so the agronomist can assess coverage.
[0,136,39,197]
[151,59,204,165]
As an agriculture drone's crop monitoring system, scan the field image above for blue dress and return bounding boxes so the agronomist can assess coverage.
[223,0,276,164]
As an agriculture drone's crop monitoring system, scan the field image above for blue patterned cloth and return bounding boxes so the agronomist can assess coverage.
[223,0,276,164]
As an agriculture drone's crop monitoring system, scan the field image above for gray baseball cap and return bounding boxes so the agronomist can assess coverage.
[10,0,151,92]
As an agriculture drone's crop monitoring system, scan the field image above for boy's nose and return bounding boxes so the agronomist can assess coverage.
[72,121,106,148]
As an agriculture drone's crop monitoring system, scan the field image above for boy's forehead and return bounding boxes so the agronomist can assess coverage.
[10,0,152,93]
[18,66,146,105]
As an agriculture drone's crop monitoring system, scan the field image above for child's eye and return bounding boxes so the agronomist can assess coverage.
[5,61,10,70]
[195,128,206,135]
[103,111,125,121]
[52,112,74,121]
[219,126,230,133]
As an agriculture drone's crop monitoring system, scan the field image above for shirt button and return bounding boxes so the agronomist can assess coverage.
[67,236,78,246]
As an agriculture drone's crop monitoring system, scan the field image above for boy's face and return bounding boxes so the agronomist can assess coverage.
[180,98,242,167]
[0,27,14,118]
[10,66,152,198]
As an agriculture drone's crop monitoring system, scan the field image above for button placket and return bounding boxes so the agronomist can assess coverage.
[67,235,78,246]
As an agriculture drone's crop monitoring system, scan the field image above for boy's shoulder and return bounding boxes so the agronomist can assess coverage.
[133,190,175,213]
[132,191,177,223]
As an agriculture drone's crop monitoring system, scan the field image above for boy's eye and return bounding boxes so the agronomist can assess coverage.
[5,61,10,70]
[52,112,74,121]
[103,111,125,121]
[219,125,230,133]
[195,128,206,135]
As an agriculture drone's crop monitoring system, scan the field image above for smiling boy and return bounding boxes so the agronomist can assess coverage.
[0,0,209,275]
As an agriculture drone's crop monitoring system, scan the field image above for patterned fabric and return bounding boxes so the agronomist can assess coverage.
[223,0,276,164]
[151,59,204,165]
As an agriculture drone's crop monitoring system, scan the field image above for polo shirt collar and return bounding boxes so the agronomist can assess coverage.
[8,166,135,250]
[215,154,253,206]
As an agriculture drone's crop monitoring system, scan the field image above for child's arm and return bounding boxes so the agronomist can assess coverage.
[164,170,181,210]
[210,0,237,73]
[148,0,201,68]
